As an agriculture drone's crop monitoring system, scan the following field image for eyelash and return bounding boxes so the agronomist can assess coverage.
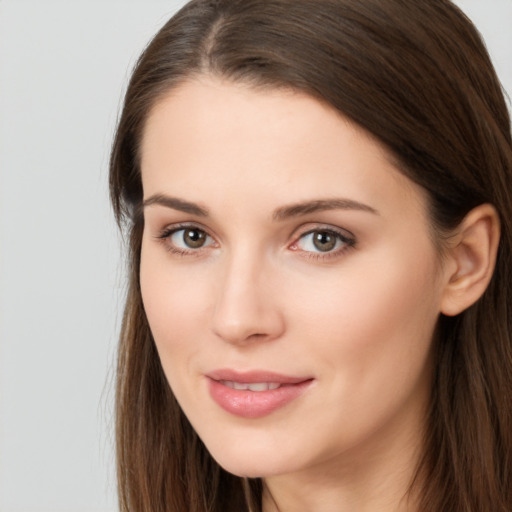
[154,223,356,261]
[290,227,356,261]
[155,223,216,257]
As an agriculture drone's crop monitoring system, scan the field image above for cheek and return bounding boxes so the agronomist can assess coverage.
[139,243,204,356]
[283,244,442,384]
[139,252,213,420]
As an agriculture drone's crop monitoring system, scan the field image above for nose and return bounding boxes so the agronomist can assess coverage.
[211,252,285,345]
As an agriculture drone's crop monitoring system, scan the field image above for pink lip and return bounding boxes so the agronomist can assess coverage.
[206,369,313,419]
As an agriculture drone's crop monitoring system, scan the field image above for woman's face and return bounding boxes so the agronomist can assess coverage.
[139,77,450,480]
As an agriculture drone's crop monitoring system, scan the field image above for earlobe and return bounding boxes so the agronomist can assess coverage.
[440,204,500,317]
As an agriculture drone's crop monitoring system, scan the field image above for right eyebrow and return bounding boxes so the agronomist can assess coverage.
[142,193,209,217]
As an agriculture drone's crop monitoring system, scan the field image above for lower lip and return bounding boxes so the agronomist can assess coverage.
[207,378,313,418]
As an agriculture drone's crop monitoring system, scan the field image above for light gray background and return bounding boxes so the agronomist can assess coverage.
[0,1,510,511]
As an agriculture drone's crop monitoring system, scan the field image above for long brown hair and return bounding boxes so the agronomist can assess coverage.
[109,1,512,510]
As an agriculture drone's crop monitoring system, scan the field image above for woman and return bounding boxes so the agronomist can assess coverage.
[109,0,512,510]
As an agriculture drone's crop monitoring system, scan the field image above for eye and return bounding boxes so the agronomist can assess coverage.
[155,224,217,255]
[169,227,214,250]
[294,228,354,254]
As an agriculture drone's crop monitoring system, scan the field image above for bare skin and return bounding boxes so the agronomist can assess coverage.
[139,77,499,511]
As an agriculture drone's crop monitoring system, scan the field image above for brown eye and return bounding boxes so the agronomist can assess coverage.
[168,227,214,251]
[295,228,353,254]
[183,228,207,248]
[312,231,337,252]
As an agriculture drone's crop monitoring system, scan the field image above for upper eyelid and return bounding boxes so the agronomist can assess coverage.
[155,224,217,254]
[290,228,355,250]
[156,222,215,237]
[153,221,355,247]
[152,223,217,249]
[291,223,355,241]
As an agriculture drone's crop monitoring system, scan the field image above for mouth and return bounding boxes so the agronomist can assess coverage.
[219,381,283,391]
[206,369,314,418]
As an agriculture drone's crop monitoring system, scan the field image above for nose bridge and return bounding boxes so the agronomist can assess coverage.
[211,244,284,344]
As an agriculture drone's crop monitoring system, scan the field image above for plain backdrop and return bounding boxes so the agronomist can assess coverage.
[0,1,510,511]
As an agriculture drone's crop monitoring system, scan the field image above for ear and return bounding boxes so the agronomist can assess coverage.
[440,203,500,317]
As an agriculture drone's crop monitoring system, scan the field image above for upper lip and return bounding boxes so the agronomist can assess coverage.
[206,369,312,384]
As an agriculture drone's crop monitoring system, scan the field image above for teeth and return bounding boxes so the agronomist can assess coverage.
[247,382,271,391]
[221,381,281,391]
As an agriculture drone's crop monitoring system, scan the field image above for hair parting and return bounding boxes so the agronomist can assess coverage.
[110,1,512,510]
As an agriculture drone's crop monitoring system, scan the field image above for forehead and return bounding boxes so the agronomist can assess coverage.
[140,77,425,218]
[141,77,386,164]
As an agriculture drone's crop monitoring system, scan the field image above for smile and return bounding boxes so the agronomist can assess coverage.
[206,370,313,418]
[220,381,282,391]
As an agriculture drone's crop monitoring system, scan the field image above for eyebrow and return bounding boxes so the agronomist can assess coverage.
[272,198,379,221]
[143,194,209,216]
[142,194,378,220]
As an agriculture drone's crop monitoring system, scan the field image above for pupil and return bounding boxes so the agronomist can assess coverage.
[313,231,336,252]
[184,229,206,248]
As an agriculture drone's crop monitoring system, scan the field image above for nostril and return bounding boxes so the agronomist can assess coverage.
[247,333,267,340]
[211,313,285,345]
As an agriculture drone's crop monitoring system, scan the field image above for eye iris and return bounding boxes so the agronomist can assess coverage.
[313,231,336,252]
[184,229,206,248]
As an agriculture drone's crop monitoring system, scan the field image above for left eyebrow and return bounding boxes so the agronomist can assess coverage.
[272,198,379,221]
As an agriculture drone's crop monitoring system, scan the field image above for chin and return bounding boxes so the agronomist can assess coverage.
[214,457,282,479]
[203,439,300,479]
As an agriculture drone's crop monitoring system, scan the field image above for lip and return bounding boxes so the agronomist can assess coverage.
[206,369,314,419]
